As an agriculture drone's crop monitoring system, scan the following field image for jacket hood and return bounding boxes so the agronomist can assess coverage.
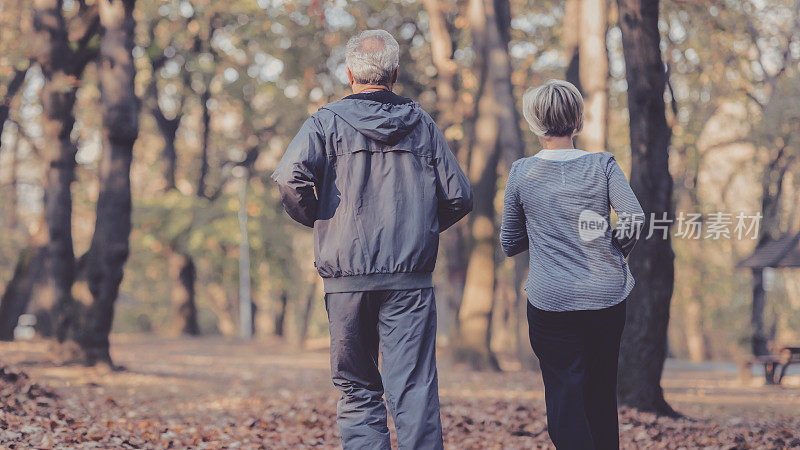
[321,91,422,146]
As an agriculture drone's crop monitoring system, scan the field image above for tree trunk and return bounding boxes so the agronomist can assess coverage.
[168,247,199,336]
[274,292,288,338]
[145,34,197,335]
[78,0,139,366]
[6,126,21,229]
[683,299,708,362]
[423,0,459,131]
[683,238,709,362]
[196,89,211,198]
[207,282,236,336]
[493,0,529,369]
[750,268,769,356]
[564,0,582,90]
[0,65,29,150]
[422,0,469,343]
[616,0,677,415]
[146,47,183,192]
[32,0,91,344]
[514,254,537,369]
[578,0,609,152]
[298,289,315,346]
[154,110,181,191]
[458,208,499,370]
[441,226,468,340]
[457,0,520,371]
[0,245,47,340]
[298,278,321,347]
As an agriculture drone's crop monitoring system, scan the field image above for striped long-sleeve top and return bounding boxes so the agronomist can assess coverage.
[500,149,645,312]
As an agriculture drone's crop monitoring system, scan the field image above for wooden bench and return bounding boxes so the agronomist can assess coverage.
[741,346,800,385]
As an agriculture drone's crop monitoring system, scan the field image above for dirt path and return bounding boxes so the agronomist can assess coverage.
[1,335,798,449]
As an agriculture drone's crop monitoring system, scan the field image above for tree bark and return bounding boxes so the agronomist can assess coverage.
[31,0,98,344]
[144,25,200,336]
[423,0,469,341]
[168,247,199,336]
[440,226,468,340]
[196,89,211,198]
[149,92,181,191]
[456,0,498,370]
[514,254,537,369]
[0,245,47,340]
[145,25,183,192]
[578,0,609,152]
[563,0,582,90]
[616,0,677,415]
[273,292,288,338]
[0,65,30,149]
[4,0,98,348]
[6,126,21,229]
[493,0,530,369]
[750,268,769,356]
[457,0,522,371]
[683,299,708,362]
[158,118,180,190]
[298,285,317,347]
[207,282,236,336]
[423,0,459,131]
[79,0,139,365]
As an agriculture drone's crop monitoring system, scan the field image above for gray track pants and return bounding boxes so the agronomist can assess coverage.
[325,288,443,450]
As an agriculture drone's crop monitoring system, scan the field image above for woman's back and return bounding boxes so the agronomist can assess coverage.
[501,149,643,311]
[511,79,638,449]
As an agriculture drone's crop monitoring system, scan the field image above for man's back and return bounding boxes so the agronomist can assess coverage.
[273,29,469,450]
[272,90,472,293]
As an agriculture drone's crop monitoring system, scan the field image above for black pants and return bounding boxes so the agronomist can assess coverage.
[527,299,627,450]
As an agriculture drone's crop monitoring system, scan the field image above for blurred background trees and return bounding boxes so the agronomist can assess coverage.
[0,0,799,414]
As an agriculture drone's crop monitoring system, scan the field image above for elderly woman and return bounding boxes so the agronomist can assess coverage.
[500,80,644,450]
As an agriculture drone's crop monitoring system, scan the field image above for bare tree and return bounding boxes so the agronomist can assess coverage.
[422,0,470,341]
[143,21,202,336]
[168,247,199,336]
[562,0,608,151]
[79,0,139,365]
[578,0,609,151]
[457,0,523,371]
[144,21,185,192]
[192,15,220,200]
[615,0,677,415]
[564,0,582,89]
[0,64,35,339]
[28,0,98,341]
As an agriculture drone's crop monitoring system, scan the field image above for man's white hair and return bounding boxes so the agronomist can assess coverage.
[345,30,400,86]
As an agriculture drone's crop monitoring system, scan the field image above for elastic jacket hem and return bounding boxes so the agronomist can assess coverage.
[322,272,433,293]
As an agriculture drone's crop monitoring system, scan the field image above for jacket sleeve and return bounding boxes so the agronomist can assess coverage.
[271,117,326,228]
[500,162,529,257]
[607,155,645,257]
[431,123,473,232]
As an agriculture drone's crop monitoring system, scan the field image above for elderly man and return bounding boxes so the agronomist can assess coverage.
[272,30,472,449]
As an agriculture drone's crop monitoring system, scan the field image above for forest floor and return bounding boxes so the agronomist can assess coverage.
[0,335,799,449]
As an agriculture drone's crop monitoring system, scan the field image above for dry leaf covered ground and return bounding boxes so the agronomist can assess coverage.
[0,335,799,449]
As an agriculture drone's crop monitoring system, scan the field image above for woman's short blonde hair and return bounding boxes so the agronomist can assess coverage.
[522,80,584,137]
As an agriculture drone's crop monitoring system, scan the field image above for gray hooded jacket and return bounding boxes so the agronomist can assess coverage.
[272,91,473,293]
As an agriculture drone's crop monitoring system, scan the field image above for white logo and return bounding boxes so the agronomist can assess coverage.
[578,210,608,242]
